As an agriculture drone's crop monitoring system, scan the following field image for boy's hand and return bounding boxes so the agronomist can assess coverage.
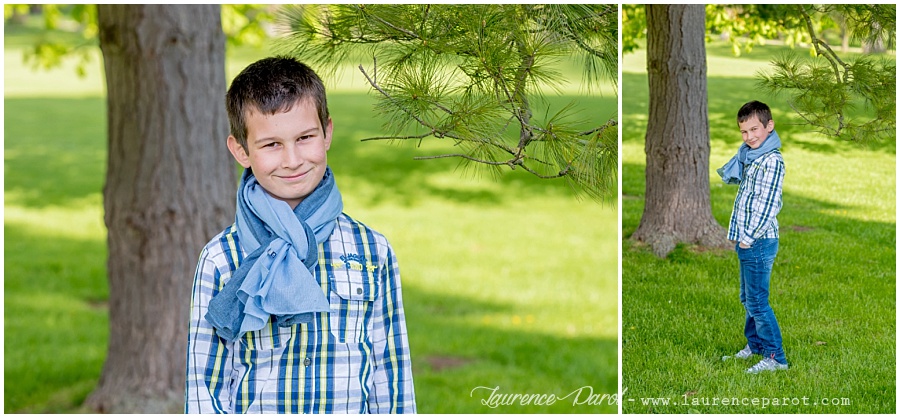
[739,242,751,249]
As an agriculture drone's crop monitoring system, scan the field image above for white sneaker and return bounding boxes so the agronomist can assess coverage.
[746,357,788,374]
[722,344,754,361]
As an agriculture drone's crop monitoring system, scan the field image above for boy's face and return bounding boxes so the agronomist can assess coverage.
[738,114,774,150]
[227,98,333,209]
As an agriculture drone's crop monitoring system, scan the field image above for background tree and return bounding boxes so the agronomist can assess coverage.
[5,4,285,412]
[9,4,98,76]
[623,3,895,257]
[4,4,237,412]
[275,4,619,200]
[82,5,235,413]
[630,4,725,257]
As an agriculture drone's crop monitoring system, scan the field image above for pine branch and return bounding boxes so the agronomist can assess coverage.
[492,65,531,149]
[786,100,843,136]
[361,133,431,142]
[363,8,421,40]
[414,153,568,180]
[357,63,520,157]
[278,4,619,199]
[413,154,510,165]
[555,11,612,61]
[518,163,569,179]
[797,5,849,84]
[579,119,618,137]
[512,40,536,152]
[357,64,460,141]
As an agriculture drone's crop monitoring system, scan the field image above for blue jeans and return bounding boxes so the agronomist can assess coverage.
[737,238,786,364]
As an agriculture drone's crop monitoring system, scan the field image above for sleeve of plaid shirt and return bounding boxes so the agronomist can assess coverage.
[185,245,233,414]
[367,243,417,413]
[743,154,785,246]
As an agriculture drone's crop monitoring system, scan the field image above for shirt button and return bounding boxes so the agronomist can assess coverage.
[304,357,312,367]
[356,287,363,295]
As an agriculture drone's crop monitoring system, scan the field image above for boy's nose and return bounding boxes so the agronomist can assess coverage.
[282,147,303,168]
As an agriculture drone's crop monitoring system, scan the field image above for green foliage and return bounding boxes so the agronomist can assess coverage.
[705,5,810,56]
[621,5,645,54]
[833,3,896,51]
[4,3,28,19]
[3,4,98,77]
[276,4,618,200]
[621,4,896,144]
[221,4,277,48]
[3,4,275,77]
[757,52,895,142]
[757,4,896,143]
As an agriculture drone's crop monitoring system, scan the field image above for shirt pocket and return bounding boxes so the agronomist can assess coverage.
[237,318,294,351]
[328,268,379,344]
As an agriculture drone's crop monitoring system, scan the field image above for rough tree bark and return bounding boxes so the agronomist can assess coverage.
[86,5,234,413]
[631,4,729,258]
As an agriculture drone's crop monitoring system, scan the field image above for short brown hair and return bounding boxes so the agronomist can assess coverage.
[225,56,329,150]
[737,100,772,127]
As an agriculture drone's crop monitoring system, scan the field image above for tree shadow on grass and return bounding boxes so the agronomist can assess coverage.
[3,222,108,413]
[623,161,894,254]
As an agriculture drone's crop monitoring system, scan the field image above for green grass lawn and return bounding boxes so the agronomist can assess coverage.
[622,43,896,413]
[3,25,618,413]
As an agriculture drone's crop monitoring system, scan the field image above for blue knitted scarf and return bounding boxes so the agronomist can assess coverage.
[205,167,343,343]
[717,130,782,185]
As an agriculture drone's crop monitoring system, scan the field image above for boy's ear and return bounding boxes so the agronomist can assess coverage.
[323,118,334,151]
[227,135,252,168]
[766,118,775,132]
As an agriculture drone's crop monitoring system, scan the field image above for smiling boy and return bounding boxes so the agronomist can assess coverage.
[717,100,787,374]
[185,57,416,413]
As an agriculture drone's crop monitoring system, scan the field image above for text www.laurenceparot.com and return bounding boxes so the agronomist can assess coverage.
[630,393,851,409]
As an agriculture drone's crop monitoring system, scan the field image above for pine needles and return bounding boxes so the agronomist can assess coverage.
[274,4,618,200]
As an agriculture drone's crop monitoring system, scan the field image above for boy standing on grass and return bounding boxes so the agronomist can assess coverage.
[717,100,788,374]
[185,56,416,413]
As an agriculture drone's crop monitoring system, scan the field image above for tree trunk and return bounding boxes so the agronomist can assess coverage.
[86,5,234,413]
[839,18,850,53]
[631,4,728,258]
[863,21,886,53]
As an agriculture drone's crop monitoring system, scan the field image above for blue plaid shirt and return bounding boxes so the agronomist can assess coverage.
[727,150,785,247]
[185,213,416,413]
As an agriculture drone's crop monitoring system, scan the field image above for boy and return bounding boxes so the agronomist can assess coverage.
[185,57,416,413]
[717,100,787,374]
